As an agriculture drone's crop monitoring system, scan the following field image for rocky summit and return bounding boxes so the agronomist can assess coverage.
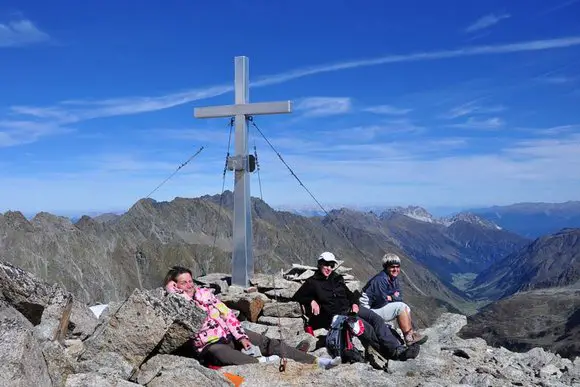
[1,261,579,387]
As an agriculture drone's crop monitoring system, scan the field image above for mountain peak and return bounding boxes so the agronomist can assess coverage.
[385,206,437,223]
[445,212,502,230]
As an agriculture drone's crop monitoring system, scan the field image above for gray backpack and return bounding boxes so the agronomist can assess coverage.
[325,315,365,363]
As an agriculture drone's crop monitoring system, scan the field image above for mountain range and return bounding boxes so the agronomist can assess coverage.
[459,228,580,358]
[1,192,477,326]
[469,201,580,238]
[285,201,580,239]
[467,228,580,300]
[2,193,579,356]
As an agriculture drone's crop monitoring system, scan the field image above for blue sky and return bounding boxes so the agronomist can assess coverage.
[1,1,580,216]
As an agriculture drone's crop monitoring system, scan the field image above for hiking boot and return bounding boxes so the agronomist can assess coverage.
[400,343,420,360]
[405,331,428,346]
[390,343,420,361]
[295,339,311,352]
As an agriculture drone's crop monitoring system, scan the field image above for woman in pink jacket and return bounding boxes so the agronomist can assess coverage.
[164,266,341,368]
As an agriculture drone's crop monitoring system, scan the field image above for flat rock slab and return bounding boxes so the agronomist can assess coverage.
[195,273,231,294]
[65,373,140,387]
[136,354,231,387]
[264,282,301,299]
[221,361,406,387]
[258,316,304,328]
[262,301,303,318]
[250,274,298,290]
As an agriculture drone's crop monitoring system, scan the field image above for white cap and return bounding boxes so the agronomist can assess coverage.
[318,251,338,263]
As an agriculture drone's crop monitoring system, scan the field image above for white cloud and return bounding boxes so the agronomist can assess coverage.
[538,75,576,84]
[534,125,580,136]
[295,97,352,117]
[9,35,580,127]
[363,105,412,115]
[2,131,579,212]
[451,117,505,130]
[445,101,506,119]
[0,120,69,147]
[0,19,50,47]
[465,13,511,33]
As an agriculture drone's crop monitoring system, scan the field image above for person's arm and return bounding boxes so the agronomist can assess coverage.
[293,279,316,306]
[377,275,399,302]
[392,277,403,302]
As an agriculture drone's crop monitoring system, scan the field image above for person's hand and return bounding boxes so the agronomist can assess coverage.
[351,304,359,314]
[386,295,393,302]
[311,300,320,316]
[165,280,180,293]
[239,338,252,351]
[394,291,400,298]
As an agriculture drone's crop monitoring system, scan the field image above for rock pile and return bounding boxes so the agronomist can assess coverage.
[1,260,579,387]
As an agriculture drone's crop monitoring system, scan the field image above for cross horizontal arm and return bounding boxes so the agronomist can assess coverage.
[194,101,292,119]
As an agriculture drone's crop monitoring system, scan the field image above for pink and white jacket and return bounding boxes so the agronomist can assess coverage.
[169,286,249,352]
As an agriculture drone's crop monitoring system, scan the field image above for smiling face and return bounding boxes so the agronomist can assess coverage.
[386,264,401,278]
[318,260,336,278]
[174,272,195,298]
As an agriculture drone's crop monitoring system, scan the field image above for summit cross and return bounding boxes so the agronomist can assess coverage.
[194,56,292,287]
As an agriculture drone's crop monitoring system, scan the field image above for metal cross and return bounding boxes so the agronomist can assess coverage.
[194,56,292,287]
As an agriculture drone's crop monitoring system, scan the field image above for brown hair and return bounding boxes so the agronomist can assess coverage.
[163,266,193,286]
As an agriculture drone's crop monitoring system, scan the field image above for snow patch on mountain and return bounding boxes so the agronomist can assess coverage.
[384,206,502,230]
[387,206,439,223]
[444,212,502,230]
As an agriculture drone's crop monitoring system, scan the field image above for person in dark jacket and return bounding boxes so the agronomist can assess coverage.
[293,251,420,361]
[360,253,427,346]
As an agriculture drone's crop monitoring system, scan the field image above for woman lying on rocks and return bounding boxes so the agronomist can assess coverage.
[164,266,342,369]
[293,252,421,362]
[360,253,427,346]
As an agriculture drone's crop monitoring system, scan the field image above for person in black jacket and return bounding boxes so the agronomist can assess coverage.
[293,251,420,361]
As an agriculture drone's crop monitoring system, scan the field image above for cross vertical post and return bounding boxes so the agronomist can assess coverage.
[194,56,292,287]
[232,56,252,288]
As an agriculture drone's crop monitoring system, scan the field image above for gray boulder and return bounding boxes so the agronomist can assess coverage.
[0,261,97,342]
[42,341,76,387]
[0,301,52,387]
[74,351,135,380]
[80,288,206,370]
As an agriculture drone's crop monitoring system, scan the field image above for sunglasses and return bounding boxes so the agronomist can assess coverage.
[319,260,336,268]
[388,265,401,270]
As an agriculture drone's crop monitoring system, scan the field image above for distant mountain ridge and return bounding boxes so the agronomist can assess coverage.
[385,206,503,230]
[469,201,580,238]
[467,228,580,300]
[459,227,580,358]
[323,206,528,288]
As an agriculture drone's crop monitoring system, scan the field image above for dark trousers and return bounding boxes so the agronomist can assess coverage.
[199,330,316,366]
[358,306,403,357]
